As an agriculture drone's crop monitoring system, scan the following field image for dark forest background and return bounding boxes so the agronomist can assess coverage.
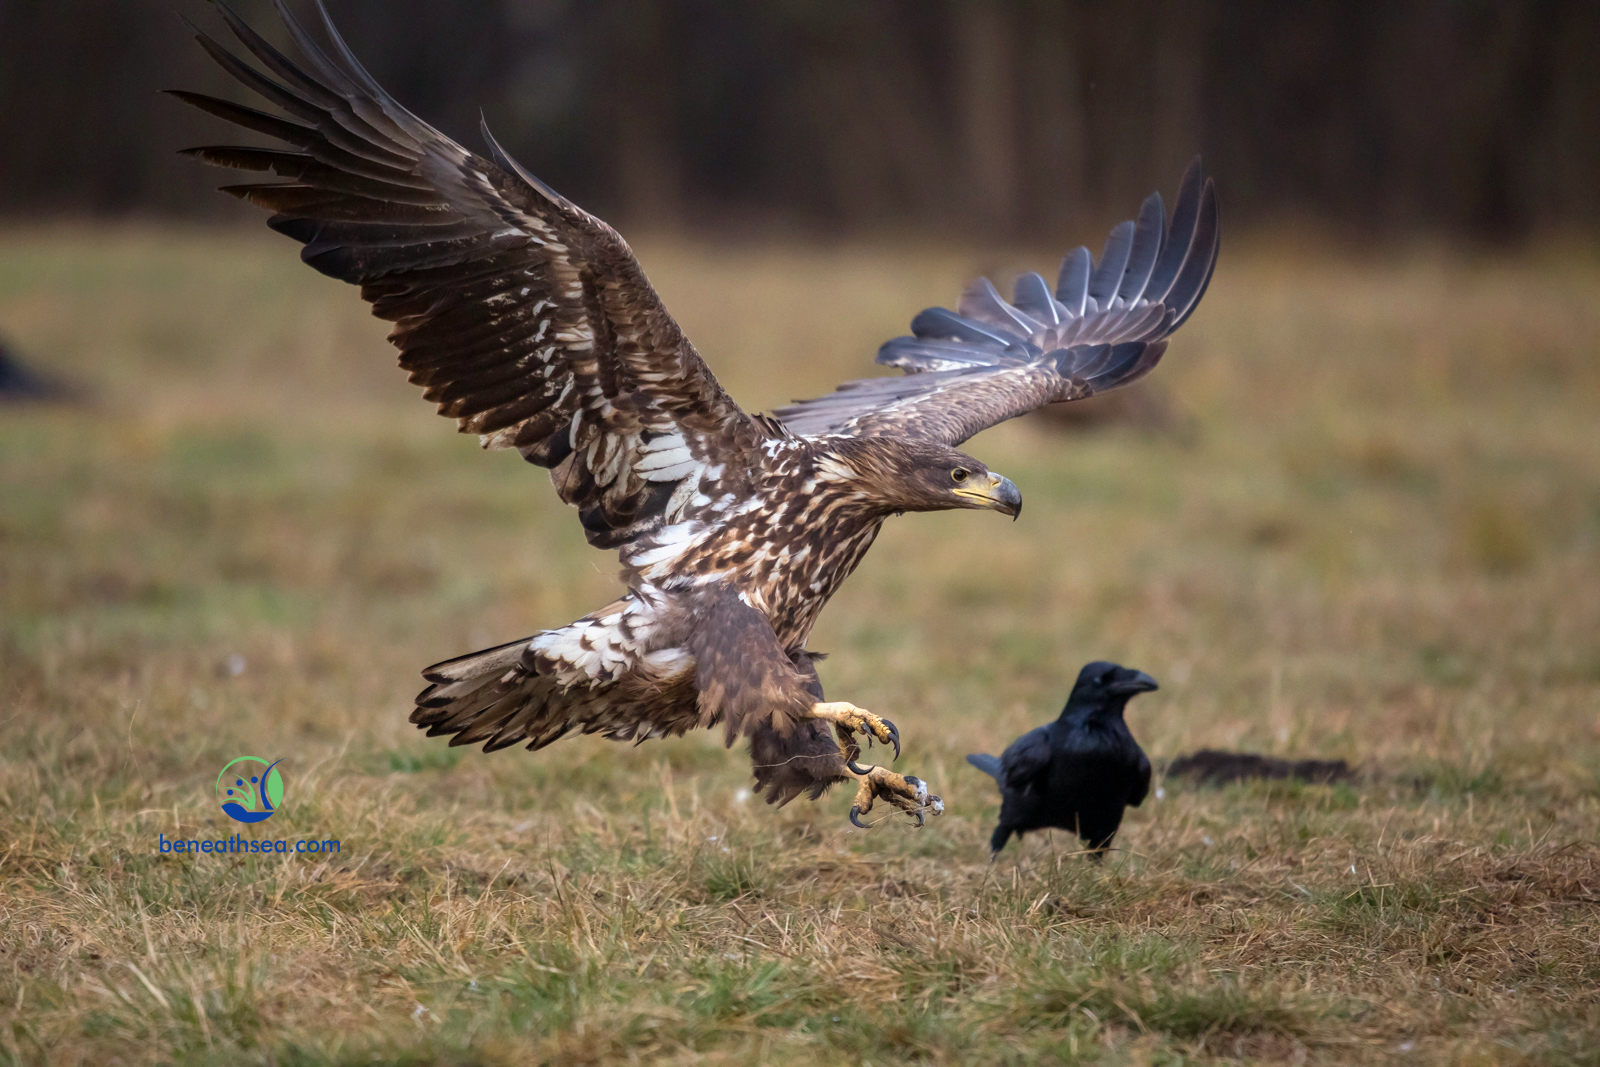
[2,0,1597,242]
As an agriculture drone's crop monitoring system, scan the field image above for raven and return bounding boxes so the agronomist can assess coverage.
[968,662,1157,857]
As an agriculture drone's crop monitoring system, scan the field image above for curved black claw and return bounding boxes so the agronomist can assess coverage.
[849,806,869,829]
[912,808,926,828]
[884,718,900,761]
[846,758,875,776]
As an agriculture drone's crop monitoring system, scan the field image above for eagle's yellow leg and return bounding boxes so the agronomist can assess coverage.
[847,764,944,828]
[803,702,938,826]
[806,701,899,758]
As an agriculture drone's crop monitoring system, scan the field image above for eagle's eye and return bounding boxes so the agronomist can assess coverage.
[951,468,970,484]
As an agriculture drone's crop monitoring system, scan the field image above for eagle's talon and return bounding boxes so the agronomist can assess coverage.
[846,758,875,775]
[808,701,896,755]
[846,764,939,829]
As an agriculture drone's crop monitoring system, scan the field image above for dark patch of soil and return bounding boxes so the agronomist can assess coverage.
[1165,748,1354,786]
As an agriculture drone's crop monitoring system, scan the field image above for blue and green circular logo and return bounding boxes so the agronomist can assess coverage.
[216,757,285,824]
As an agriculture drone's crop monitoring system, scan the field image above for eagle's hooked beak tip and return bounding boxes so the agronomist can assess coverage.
[992,474,1023,520]
[954,472,1022,519]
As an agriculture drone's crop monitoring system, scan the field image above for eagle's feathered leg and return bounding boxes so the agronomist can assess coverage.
[748,650,852,806]
[748,718,850,805]
[746,650,941,827]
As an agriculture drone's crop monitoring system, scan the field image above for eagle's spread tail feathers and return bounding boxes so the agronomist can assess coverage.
[411,638,559,753]
[411,635,706,754]
[419,635,529,687]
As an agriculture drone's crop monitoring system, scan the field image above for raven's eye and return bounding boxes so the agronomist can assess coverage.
[951,468,970,483]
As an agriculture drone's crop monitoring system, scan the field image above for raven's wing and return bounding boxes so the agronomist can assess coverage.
[174,1,762,554]
[1128,747,1152,808]
[998,727,1054,794]
[773,160,1218,445]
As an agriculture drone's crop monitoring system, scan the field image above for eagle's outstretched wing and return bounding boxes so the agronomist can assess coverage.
[773,161,1219,446]
[174,0,761,552]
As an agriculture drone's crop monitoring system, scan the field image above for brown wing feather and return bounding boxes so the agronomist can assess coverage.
[175,0,761,552]
[774,161,1217,445]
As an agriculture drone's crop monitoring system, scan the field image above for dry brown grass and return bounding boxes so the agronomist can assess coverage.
[1,225,1598,1065]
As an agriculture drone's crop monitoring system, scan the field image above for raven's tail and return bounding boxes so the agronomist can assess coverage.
[966,753,1002,780]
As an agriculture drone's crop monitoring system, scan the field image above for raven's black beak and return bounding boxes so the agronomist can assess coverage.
[1110,669,1159,695]
[954,472,1022,520]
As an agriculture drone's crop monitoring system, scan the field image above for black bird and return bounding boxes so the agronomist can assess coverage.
[968,661,1157,857]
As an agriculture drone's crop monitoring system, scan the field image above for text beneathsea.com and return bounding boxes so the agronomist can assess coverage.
[159,833,340,854]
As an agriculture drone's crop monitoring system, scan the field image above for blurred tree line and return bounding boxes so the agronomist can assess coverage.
[2,0,1595,241]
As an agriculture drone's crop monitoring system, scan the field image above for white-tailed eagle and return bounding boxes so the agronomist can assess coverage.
[174,0,1218,826]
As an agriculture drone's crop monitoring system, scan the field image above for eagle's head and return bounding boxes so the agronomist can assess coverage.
[830,438,1022,519]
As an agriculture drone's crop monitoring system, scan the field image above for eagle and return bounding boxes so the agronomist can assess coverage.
[174,1,1218,827]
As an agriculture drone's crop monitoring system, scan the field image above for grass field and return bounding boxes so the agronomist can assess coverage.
[2,226,1598,1066]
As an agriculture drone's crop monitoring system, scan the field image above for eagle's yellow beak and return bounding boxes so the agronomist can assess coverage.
[953,472,1022,520]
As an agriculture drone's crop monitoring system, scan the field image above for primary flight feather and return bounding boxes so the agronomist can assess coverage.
[174,0,1218,826]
